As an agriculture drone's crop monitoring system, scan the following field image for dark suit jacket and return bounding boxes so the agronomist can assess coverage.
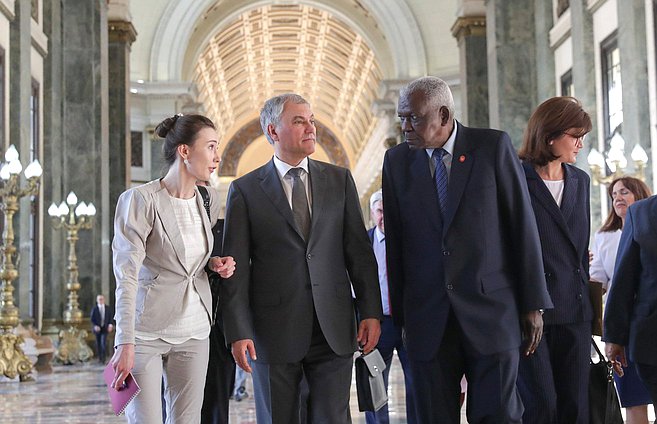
[522,162,592,325]
[382,121,552,361]
[220,158,382,363]
[91,304,114,333]
[604,195,657,365]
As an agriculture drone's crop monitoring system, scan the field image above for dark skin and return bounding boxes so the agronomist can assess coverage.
[398,89,544,356]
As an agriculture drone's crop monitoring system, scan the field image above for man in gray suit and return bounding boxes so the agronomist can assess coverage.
[221,93,382,423]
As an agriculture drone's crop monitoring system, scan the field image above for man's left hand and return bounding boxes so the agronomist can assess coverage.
[521,310,544,356]
[357,318,381,354]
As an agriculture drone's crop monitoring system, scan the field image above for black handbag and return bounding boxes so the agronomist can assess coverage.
[355,348,388,412]
[589,339,623,424]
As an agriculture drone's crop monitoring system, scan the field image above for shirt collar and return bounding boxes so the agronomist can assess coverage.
[273,155,309,179]
[375,227,385,242]
[426,120,458,159]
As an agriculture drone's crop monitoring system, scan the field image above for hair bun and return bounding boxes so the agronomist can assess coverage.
[154,113,183,138]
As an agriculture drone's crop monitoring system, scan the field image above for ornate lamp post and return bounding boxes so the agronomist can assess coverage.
[587,132,649,185]
[0,145,42,381]
[48,192,96,364]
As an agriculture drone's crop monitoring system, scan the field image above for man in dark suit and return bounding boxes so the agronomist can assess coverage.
[221,93,382,423]
[90,294,114,363]
[604,195,657,403]
[382,76,553,423]
[365,189,416,424]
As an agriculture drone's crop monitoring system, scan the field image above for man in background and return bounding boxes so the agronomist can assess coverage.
[90,294,114,363]
[365,189,416,424]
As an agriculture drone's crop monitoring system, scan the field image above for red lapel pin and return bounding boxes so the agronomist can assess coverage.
[459,155,466,163]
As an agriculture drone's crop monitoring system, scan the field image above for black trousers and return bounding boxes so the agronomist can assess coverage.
[409,309,523,424]
[517,321,591,424]
[201,324,236,424]
[252,313,353,424]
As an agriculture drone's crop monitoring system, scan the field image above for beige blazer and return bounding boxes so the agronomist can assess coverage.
[112,179,221,346]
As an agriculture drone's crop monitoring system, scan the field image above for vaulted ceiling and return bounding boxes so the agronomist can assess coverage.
[192,3,383,176]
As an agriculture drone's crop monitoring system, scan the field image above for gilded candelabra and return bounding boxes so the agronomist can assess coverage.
[49,192,96,364]
[0,145,42,381]
[588,132,649,185]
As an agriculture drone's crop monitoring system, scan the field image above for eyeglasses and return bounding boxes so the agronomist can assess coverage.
[563,132,586,144]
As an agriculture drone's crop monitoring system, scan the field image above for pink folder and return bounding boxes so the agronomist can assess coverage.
[103,362,141,416]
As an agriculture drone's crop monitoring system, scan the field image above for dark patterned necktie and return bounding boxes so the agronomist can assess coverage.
[288,168,311,240]
[432,148,448,217]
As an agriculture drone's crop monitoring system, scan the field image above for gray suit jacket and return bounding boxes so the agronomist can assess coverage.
[112,179,222,346]
[220,158,382,363]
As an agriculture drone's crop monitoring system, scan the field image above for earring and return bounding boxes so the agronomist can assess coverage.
[549,141,554,145]
[184,159,190,165]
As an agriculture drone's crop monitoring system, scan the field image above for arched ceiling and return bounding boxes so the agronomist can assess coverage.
[192,3,383,174]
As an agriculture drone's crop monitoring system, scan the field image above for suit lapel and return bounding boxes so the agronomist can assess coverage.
[407,147,442,232]
[155,188,190,273]
[259,159,306,241]
[523,162,577,249]
[560,164,578,222]
[308,159,325,240]
[443,122,475,232]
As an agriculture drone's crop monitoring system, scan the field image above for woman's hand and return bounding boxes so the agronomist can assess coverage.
[110,343,135,390]
[209,256,236,278]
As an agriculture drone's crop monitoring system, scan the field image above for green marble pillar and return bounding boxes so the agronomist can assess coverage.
[486,0,537,148]
[452,16,489,128]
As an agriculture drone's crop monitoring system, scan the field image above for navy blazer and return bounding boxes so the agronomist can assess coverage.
[383,121,552,361]
[522,162,592,325]
[91,304,114,333]
[604,195,657,365]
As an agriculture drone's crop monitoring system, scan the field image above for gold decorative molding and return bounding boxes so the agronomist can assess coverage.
[451,16,487,40]
[108,20,137,45]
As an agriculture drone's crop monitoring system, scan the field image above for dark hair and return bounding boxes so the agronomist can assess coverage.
[154,114,216,166]
[599,176,652,232]
[519,96,592,166]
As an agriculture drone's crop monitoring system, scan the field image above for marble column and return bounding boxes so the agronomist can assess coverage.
[534,0,555,101]
[42,0,65,323]
[8,0,33,324]
[570,0,602,223]
[452,15,489,128]
[55,0,110,319]
[486,0,537,147]
[617,0,652,186]
[107,20,136,302]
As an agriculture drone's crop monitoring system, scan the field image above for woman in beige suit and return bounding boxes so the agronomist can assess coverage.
[110,114,235,423]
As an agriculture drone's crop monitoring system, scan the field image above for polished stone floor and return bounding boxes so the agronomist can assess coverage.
[3,352,653,423]
[0,354,446,423]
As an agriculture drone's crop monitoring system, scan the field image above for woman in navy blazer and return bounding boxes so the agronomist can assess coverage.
[517,97,593,424]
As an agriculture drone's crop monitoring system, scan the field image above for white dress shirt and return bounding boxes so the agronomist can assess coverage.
[372,227,390,316]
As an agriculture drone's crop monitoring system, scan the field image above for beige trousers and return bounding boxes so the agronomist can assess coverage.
[125,337,209,424]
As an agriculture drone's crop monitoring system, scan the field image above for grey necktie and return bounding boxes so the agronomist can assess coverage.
[288,168,311,240]
[99,305,105,326]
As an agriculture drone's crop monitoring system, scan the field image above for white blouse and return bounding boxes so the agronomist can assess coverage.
[589,229,622,291]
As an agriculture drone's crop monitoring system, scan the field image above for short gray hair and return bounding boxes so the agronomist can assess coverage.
[260,93,310,144]
[369,189,382,211]
[400,76,455,118]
